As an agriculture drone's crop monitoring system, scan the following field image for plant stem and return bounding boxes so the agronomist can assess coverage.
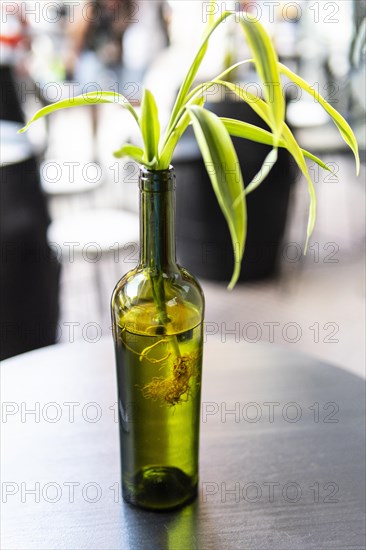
[150,272,182,360]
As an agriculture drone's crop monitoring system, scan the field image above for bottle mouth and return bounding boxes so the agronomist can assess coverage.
[140,166,176,192]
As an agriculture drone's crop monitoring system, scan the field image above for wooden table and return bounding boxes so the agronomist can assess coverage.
[1,338,365,550]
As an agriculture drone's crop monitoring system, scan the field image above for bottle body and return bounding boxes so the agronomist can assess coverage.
[111,167,204,510]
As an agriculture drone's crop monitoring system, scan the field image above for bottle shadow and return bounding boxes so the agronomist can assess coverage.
[121,499,201,549]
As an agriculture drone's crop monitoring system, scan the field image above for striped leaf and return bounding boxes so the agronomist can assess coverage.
[159,97,205,169]
[113,144,145,164]
[140,89,160,165]
[187,105,246,289]
[19,91,139,133]
[279,63,360,174]
[240,14,284,143]
[280,124,317,252]
[167,9,234,134]
[221,118,335,175]
[206,0,217,27]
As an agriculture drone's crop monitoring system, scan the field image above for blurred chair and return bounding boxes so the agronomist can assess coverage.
[47,208,139,318]
[0,120,60,359]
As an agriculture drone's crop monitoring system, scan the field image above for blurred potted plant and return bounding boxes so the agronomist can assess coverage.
[20,4,358,511]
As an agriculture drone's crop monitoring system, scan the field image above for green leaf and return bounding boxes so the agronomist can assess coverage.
[140,89,160,165]
[167,9,234,134]
[206,0,217,27]
[19,91,139,133]
[229,148,279,210]
[185,60,253,104]
[301,149,336,174]
[215,80,273,126]
[221,117,276,144]
[221,117,336,176]
[212,81,322,248]
[245,148,278,195]
[279,62,360,174]
[159,97,205,169]
[280,124,317,253]
[187,105,246,289]
[113,144,145,164]
[239,14,284,143]
[218,119,279,196]
[158,112,190,169]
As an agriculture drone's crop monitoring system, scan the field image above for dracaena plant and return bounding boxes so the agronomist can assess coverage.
[20,5,359,288]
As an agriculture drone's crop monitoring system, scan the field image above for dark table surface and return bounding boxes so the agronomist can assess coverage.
[1,337,365,550]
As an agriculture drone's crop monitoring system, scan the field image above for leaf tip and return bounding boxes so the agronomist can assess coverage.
[227,279,236,291]
[228,256,242,290]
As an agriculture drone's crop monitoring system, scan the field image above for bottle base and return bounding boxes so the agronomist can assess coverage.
[122,466,198,511]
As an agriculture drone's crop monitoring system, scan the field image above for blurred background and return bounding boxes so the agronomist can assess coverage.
[1,0,365,376]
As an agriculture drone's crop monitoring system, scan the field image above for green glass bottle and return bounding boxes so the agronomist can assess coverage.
[111,166,205,511]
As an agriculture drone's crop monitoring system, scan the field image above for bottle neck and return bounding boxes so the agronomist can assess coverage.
[139,167,177,270]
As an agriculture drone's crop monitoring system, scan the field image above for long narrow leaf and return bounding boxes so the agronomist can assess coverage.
[279,62,360,174]
[280,124,317,252]
[187,105,246,289]
[240,14,284,143]
[215,79,272,125]
[230,148,279,208]
[167,10,234,134]
[140,89,160,165]
[19,91,139,133]
[221,117,335,175]
[185,60,253,105]
[245,148,278,195]
[113,144,145,164]
[159,97,205,169]
[215,80,330,181]
[206,0,217,27]
[222,117,276,144]
[301,149,336,172]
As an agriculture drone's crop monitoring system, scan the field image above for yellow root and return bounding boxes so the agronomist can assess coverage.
[139,338,170,363]
[120,327,170,365]
[119,324,199,405]
[142,353,198,406]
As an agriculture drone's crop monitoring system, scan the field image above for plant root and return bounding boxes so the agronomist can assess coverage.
[142,352,199,406]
